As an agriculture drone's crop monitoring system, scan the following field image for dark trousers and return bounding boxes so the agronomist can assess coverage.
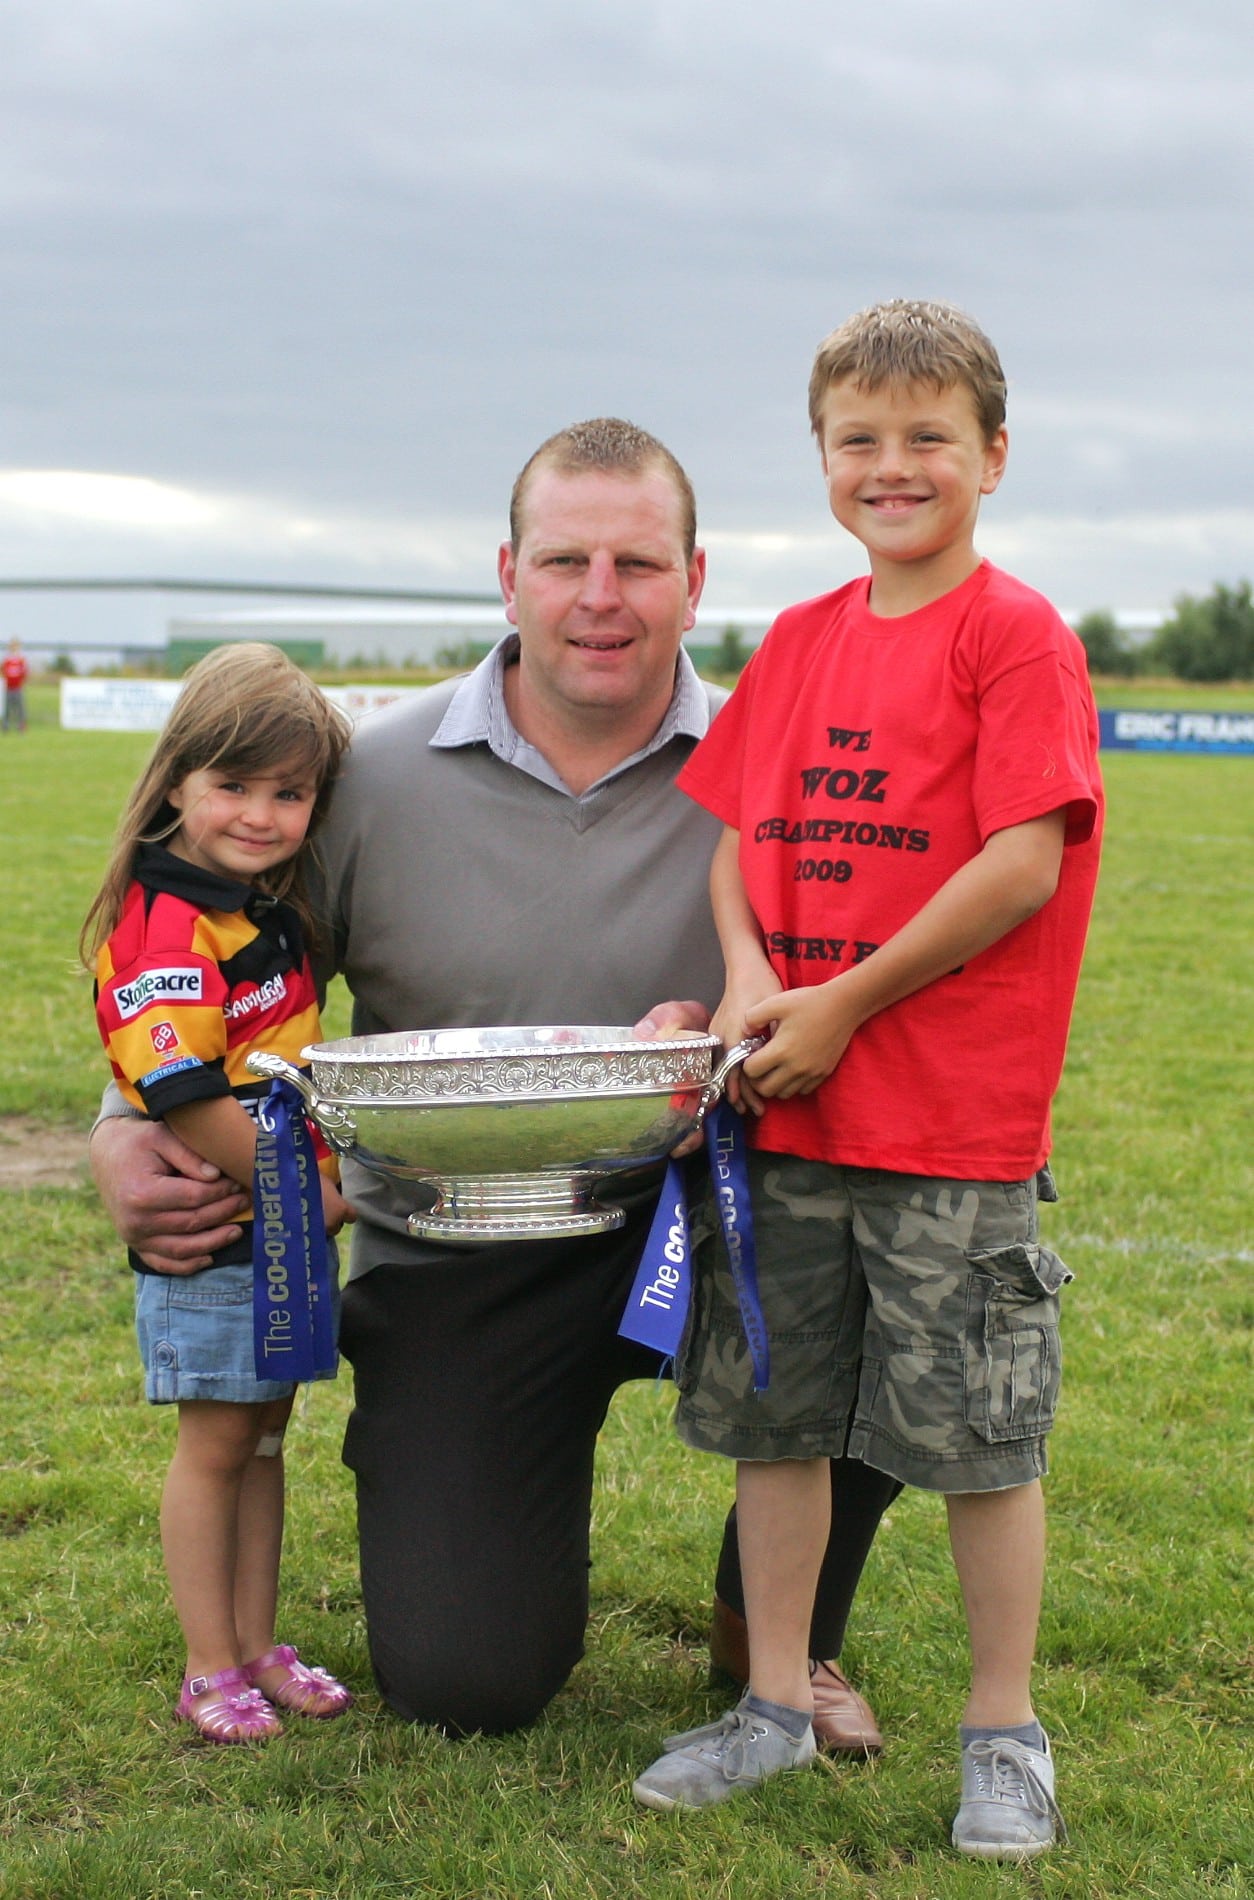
[339,1199,899,1735]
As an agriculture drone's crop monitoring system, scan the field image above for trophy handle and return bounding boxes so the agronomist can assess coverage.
[695,1035,767,1123]
[244,1051,358,1151]
[245,1051,316,1105]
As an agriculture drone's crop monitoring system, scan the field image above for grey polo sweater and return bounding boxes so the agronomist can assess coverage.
[314,643,727,1272]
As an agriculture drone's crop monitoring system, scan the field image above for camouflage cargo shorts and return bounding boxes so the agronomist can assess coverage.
[675,1151,1073,1493]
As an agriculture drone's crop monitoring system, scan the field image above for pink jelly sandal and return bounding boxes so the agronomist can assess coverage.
[176,1665,283,1743]
[244,1643,353,1718]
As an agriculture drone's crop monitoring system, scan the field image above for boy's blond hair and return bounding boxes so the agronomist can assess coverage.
[808,300,1007,444]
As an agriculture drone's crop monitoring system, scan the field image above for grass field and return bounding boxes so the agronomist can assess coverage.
[0,683,1251,1899]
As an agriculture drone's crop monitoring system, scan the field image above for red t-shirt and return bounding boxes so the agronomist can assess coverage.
[2,654,27,690]
[678,561,1104,1180]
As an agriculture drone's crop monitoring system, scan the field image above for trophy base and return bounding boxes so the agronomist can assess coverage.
[407,1206,626,1244]
[403,1171,628,1247]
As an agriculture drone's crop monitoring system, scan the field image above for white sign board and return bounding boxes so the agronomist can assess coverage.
[322,685,423,721]
[60,679,184,731]
[60,678,424,732]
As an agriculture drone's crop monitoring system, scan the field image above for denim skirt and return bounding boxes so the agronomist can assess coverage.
[135,1246,341,1404]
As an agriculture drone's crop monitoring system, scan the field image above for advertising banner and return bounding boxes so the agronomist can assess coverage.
[60,679,183,731]
[60,678,422,732]
[1099,709,1254,756]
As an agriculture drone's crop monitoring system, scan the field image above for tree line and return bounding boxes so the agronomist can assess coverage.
[1076,580,1254,681]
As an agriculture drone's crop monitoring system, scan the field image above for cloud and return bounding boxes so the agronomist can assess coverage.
[0,0,1250,633]
[0,470,221,529]
[0,464,500,586]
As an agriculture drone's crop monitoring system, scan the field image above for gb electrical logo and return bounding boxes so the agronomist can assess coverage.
[149,1021,179,1055]
[114,968,204,1020]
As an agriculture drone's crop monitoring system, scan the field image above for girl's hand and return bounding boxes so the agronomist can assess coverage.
[320,1176,356,1237]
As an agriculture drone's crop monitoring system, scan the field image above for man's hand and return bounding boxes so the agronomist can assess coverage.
[632,1000,712,1039]
[633,1002,715,1155]
[89,1117,250,1274]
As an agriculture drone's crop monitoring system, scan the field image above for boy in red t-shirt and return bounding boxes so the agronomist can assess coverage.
[632,302,1103,1860]
[2,639,28,732]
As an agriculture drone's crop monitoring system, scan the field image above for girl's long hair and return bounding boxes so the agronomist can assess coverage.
[80,643,352,968]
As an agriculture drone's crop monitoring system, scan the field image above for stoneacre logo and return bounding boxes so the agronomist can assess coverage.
[114,967,204,1020]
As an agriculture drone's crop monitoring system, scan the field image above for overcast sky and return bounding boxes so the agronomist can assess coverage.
[1,0,1251,639]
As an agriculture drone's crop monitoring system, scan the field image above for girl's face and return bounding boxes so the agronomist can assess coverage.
[166,755,318,883]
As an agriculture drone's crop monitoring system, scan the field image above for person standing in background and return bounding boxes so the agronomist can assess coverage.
[2,638,29,731]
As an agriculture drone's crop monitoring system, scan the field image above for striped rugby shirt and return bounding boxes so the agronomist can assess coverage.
[95,843,334,1267]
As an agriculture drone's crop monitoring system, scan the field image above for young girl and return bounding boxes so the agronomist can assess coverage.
[82,643,356,1744]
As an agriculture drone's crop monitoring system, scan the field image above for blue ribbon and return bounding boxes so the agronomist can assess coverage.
[618,1101,769,1391]
[617,1159,692,1363]
[252,1079,336,1383]
[706,1099,770,1392]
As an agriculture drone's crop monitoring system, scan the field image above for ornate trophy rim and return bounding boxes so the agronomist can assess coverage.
[300,1026,718,1105]
[247,1027,758,1248]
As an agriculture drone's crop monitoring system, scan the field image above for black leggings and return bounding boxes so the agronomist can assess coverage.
[339,1206,899,1736]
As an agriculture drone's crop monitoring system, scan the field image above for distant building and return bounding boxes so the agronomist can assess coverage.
[166,603,780,669]
[0,574,1172,674]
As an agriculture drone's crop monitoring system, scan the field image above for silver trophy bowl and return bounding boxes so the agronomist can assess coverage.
[246,1025,758,1246]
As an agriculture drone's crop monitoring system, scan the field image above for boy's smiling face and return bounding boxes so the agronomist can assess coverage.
[817,377,1008,615]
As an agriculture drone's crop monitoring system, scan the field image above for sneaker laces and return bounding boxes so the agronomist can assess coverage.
[966,1739,1069,1842]
[663,1709,739,1751]
[662,1707,778,1784]
[713,1710,776,1783]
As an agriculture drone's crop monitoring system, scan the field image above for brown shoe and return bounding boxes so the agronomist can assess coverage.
[708,1597,884,1757]
[808,1657,884,1756]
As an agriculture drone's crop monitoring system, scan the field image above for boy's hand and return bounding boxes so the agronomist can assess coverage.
[320,1176,357,1238]
[711,961,783,1116]
[660,972,780,1155]
[741,978,862,1100]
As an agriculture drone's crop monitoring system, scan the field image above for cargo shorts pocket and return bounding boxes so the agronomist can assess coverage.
[962,1242,1073,1443]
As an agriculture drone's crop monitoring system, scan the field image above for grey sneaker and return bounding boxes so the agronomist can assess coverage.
[952,1732,1068,1860]
[633,1695,817,1811]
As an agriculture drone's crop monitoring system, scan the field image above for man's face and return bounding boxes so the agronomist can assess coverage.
[498,463,705,727]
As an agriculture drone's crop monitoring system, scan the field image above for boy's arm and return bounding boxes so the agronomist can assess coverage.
[742,808,1068,1102]
[665,825,774,1150]
[708,825,782,1113]
[709,825,781,1041]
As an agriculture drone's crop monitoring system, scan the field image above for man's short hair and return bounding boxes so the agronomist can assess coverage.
[509,418,697,559]
[808,300,1007,444]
